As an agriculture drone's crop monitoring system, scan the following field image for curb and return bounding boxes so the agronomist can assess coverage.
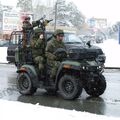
[105,67,120,69]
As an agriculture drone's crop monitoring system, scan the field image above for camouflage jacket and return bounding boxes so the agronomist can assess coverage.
[22,21,33,30]
[30,37,45,58]
[22,20,40,31]
[45,37,66,61]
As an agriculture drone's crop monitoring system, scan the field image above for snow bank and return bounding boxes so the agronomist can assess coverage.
[95,39,120,67]
[0,47,8,63]
[0,99,119,120]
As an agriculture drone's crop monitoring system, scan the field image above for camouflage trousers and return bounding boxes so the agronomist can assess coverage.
[34,56,44,70]
[47,60,60,79]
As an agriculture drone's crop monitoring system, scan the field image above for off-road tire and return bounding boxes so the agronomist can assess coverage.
[84,74,106,97]
[58,75,82,100]
[17,72,37,95]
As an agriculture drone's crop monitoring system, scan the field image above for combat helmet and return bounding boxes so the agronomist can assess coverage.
[54,29,64,36]
[24,16,30,20]
[34,28,43,34]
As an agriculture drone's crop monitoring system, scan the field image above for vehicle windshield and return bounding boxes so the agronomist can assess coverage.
[64,33,83,45]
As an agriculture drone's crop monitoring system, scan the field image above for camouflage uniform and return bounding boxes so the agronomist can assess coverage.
[22,16,40,30]
[22,16,33,31]
[45,29,66,79]
[30,28,45,71]
[22,17,33,48]
[22,17,40,47]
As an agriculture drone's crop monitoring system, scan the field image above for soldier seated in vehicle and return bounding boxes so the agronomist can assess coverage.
[45,29,67,80]
[30,28,45,77]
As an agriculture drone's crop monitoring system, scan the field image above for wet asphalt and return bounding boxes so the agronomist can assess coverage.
[0,64,120,117]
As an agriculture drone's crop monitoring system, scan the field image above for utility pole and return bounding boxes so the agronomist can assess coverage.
[54,0,65,30]
[117,22,120,44]
[54,2,57,30]
[119,24,120,44]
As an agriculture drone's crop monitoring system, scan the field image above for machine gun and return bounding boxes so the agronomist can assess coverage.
[22,15,53,47]
[18,16,53,67]
[33,15,53,32]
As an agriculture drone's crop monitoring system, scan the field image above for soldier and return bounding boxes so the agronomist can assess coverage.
[22,16,41,47]
[45,29,66,80]
[22,16,33,31]
[30,28,45,76]
[22,16,41,31]
[22,16,33,48]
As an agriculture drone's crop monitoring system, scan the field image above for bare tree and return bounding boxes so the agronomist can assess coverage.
[17,0,33,12]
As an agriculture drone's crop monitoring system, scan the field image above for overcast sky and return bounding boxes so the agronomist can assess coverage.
[66,0,120,23]
[1,0,120,23]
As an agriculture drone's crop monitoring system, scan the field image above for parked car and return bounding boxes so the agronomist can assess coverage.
[0,40,10,47]
[7,30,105,67]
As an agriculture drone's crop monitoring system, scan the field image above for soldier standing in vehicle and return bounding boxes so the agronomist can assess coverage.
[45,29,66,80]
[22,16,41,47]
[22,16,33,31]
[22,16,33,48]
[22,16,41,31]
[30,28,45,76]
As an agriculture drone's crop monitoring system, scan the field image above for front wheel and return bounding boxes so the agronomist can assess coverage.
[17,72,37,95]
[58,75,82,100]
[84,74,106,97]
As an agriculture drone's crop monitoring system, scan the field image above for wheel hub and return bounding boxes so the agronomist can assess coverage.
[64,81,74,93]
[20,76,29,89]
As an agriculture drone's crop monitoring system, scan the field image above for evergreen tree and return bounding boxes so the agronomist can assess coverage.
[52,0,85,29]
[66,2,85,29]
[33,4,52,20]
[55,0,66,21]
[51,0,68,26]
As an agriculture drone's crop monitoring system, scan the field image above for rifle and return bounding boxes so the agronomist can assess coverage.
[22,15,53,48]
[33,16,53,31]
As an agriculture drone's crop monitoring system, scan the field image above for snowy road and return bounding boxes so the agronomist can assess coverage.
[0,64,120,117]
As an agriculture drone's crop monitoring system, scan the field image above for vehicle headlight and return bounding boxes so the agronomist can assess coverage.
[82,66,85,70]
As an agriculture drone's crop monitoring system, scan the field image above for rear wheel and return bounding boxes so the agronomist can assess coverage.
[17,72,37,95]
[84,74,106,97]
[58,75,82,100]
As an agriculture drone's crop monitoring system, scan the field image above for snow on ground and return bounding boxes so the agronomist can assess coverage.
[94,39,120,67]
[0,47,8,63]
[0,99,119,120]
[0,39,120,120]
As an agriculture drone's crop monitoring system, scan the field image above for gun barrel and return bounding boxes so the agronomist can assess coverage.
[48,19,53,22]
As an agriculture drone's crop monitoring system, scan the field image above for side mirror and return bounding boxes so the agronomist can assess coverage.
[86,40,91,48]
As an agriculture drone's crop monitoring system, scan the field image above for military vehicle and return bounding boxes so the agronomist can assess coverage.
[12,16,106,100]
